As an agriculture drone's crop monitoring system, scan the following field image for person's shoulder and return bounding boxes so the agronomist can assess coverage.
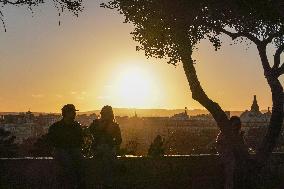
[49,120,62,130]
[89,119,102,135]
[90,119,100,127]
[52,120,62,125]
[112,122,121,132]
[93,119,100,125]
[111,122,120,129]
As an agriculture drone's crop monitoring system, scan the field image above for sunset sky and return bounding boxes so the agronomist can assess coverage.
[0,0,281,112]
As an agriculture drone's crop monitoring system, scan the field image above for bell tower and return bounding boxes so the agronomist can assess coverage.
[250,95,260,112]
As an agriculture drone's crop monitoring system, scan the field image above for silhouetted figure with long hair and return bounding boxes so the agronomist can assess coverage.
[216,116,249,189]
[89,105,122,188]
[148,135,165,157]
[47,104,85,189]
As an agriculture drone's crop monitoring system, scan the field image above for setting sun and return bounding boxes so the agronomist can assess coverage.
[113,66,153,108]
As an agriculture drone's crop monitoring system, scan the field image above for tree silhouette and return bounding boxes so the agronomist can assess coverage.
[102,0,284,167]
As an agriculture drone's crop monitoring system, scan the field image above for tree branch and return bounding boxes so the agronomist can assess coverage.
[263,29,284,45]
[277,62,284,76]
[220,28,261,45]
[255,32,284,166]
[257,44,272,75]
[182,59,230,130]
[173,29,231,131]
[178,47,230,132]
[273,43,284,69]
[255,74,284,166]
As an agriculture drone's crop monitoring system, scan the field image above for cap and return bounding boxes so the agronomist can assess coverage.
[61,104,79,112]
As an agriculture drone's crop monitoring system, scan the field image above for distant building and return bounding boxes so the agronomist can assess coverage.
[240,95,271,127]
[2,111,35,125]
[0,111,62,143]
[170,107,190,120]
[190,114,214,121]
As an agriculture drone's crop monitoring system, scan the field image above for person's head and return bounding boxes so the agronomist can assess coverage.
[154,135,162,143]
[156,135,162,140]
[100,105,114,122]
[230,116,242,133]
[61,104,78,122]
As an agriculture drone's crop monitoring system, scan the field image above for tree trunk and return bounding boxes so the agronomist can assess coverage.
[256,76,283,165]
[179,48,230,132]
[255,45,284,166]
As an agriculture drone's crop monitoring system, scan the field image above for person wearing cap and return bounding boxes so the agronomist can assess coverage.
[47,104,85,189]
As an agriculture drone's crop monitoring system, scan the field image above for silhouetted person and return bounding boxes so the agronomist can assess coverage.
[89,105,122,188]
[148,135,165,157]
[216,116,249,189]
[47,104,85,189]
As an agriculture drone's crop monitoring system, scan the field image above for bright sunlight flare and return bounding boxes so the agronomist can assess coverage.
[112,66,156,108]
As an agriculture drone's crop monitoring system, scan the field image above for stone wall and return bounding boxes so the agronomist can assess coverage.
[1,154,284,189]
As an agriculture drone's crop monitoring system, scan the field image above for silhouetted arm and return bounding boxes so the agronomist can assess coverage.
[77,123,84,148]
[114,123,122,146]
[46,124,56,148]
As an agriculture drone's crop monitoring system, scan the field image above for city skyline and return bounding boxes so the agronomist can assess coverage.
[0,0,280,112]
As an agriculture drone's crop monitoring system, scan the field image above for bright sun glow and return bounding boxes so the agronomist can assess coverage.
[113,66,154,108]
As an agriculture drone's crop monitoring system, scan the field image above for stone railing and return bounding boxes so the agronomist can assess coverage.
[1,154,284,189]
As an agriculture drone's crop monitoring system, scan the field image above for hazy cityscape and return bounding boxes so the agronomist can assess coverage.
[1,95,282,157]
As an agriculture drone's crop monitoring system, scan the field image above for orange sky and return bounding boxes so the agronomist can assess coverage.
[0,0,281,112]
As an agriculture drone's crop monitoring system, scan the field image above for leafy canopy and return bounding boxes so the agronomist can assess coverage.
[0,0,83,31]
[102,0,284,64]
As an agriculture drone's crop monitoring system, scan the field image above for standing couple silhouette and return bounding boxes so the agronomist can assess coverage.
[47,104,122,189]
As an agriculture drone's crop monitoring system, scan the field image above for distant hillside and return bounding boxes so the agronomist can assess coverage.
[0,112,60,116]
[0,109,270,117]
[82,108,243,117]
[110,109,270,117]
